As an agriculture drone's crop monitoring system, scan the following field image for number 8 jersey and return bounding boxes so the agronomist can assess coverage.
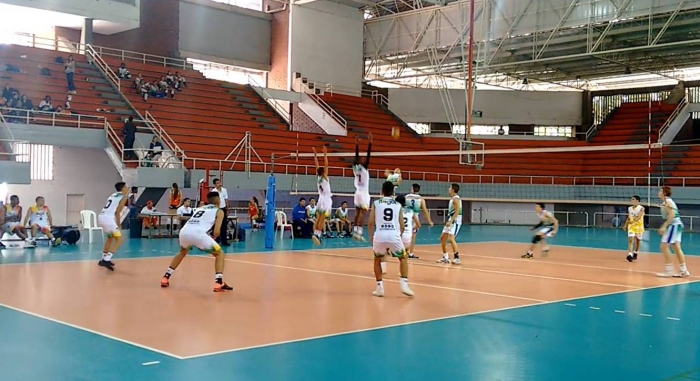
[373,197,402,242]
[182,205,220,235]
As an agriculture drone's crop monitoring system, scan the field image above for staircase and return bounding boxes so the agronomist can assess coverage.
[591,101,678,144]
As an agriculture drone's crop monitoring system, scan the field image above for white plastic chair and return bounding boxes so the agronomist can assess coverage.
[275,211,293,240]
[80,210,104,244]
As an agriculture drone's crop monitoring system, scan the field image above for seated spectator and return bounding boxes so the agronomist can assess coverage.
[5,92,20,109]
[166,71,175,85]
[150,81,166,98]
[158,77,175,98]
[291,198,313,238]
[117,63,131,79]
[144,136,164,166]
[54,105,71,115]
[20,94,33,110]
[176,72,187,88]
[140,81,150,101]
[2,84,18,102]
[175,198,193,230]
[249,197,260,230]
[134,73,143,89]
[38,95,53,112]
[141,200,158,232]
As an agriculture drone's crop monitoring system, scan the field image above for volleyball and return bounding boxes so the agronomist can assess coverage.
[391,127,400,140]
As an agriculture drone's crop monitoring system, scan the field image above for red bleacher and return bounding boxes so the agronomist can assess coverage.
[592,101,678,144]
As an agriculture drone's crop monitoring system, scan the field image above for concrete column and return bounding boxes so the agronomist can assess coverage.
[80,18,94,52]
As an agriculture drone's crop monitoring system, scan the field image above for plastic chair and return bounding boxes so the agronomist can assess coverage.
[80,210,104,244]
[275,211,293,240]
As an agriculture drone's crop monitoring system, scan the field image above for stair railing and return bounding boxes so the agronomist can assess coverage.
[658,97,688,139]
[85,44,121,90]
[247,75,290,124]
[300,82,348,131]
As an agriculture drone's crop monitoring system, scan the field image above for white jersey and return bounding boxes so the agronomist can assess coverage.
[403,207,415,234]
[662,198,683,226]
[100,192,125,217]
[181,205,220,235]
[537,210,554,225]
[29,205,49,225]
[306,205,317,218]
[318,176,332,198]
[373,197,402,242]
[406,193,423,214]
[353,165,370,192]
[337,207,349,219]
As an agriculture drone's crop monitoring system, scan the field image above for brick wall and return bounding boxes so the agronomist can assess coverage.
[265,0,289,90]
[291,104,325,134]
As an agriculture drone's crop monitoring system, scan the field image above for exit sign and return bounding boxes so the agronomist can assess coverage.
[472,110,483,117]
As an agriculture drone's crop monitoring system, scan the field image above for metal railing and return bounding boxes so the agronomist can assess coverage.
[0,107,106,129]
[144,111,185,162]
[247,75,290,123]
[85,44,121,90]
[300,82,348,131]
[306,80,390,108]
[658,97,689,138]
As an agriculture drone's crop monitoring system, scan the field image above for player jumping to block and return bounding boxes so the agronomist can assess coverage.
[656,186,690,278]
[312,146,332,246]
[368,181,414,297]
[522,203,559,259]
[97,182,129,271]
[161,191,234,292]
[437,184,462,265]
[352,134,372,241]
[622,195,644,262]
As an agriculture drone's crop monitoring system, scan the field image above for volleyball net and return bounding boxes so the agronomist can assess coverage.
[283,142,699,229]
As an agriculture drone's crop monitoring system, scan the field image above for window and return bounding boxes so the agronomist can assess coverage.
[533,126,574,137]
[407,123,430,134]
[13,143,54,180]
[207,0,262,12]
[452,125,509,135]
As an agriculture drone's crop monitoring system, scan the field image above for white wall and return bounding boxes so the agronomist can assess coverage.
[289,1,363,92]
[7,146,122,226]
[1,0,140,32]
[388,88,583,126]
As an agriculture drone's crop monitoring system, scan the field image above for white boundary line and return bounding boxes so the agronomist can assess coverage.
[0,302,184,360]
[180,277,700,360]
[300,249,641,289]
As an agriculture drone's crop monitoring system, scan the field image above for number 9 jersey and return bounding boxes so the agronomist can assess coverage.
[372,197,406,258]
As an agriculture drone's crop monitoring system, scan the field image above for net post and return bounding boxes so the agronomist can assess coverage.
[265,172,276,249]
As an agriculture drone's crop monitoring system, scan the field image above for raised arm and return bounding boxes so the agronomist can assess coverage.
[323,146,329,178]
[312,147,320,169]
[365,133,373,168]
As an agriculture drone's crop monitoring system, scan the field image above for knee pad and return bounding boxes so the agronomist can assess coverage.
[532,235,542,244]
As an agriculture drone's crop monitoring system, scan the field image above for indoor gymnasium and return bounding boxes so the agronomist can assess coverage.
[1,0,700,380]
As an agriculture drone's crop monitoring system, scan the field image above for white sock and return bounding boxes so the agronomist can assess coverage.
[215,273,223,280]
[665,263,674,274]
[358,227,363,235]
[628,252,633,256]
[380,262,387,273]
[400,277,408,286]
[165,267,175,276]
[376,280,383,288]
[680,263,688,273]
[314,229,322,236]
[443,253,449,259]
[103,252,113,261]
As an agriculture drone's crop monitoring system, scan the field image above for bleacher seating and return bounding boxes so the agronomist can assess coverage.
[4,44,700,186]
[592,101,678,144]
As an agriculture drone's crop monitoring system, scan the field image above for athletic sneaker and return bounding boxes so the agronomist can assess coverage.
[626,254,634,262]
[160,277,169,288]
[400,284,414,297]
[436,257,450,264]
[656,271,674,278]
[408,253,419,259]
[98,259,115,271]
[452,258,461,265]
[673,271,691,278]
[52,238,62,247]
[633,253,638,260]
[311,234,322,246]
[522,252,534,259]
[213,282,234,292]
[352,232,365,242]
[372,287,384,297]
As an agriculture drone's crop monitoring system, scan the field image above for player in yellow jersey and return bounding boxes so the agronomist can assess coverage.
[23,196,61,247]
[622,195,644,262]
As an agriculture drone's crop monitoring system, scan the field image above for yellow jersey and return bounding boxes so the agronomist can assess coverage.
[627,205,644,234]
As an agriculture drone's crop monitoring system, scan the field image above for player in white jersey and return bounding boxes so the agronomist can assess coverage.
[437,184,463,265]
[405,183,434,259]
[335,201,352,237]
[352,134,372,241]
[311,146,332,245]
[657,186,690,278]
[161,191,233,292]
[23,196,61,247]
[522,203,559,258]
[622,195,644,262]
[368,181,414,297]
[97,182,129,271]
[385,168,402,190]
[396,195,420,254]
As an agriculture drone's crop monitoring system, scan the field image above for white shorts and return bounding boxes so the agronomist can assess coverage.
[179,230,221,253]
[627,231,643,239]
[372,239,406,258]
[662,224,683,244]
[31,221,51,233]
[317,196,332,217]
[4,222,20,233]
[537,226,555,237]
[442,222,462,236]
[354,191,370,210]
[97,214,121,238]
[401,232,412,248]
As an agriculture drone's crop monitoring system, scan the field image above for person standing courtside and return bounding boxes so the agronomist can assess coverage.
[211,178,230,246]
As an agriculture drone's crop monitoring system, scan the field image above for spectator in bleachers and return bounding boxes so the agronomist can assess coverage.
[158,77,175,98]
[54,106,71,115]
[150,81,165,99]
[176,72,187,88]
[134,73,143,89]
[20,95,33,111]
[292,198,312,238]
[166,71,175,85]
[123,116,137,160]
[140,81,150,101]
[2,84,17,102]
[144,136,164,166]
[64,55,76,94]
[117,63,131,80]
[38,95,53,112]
